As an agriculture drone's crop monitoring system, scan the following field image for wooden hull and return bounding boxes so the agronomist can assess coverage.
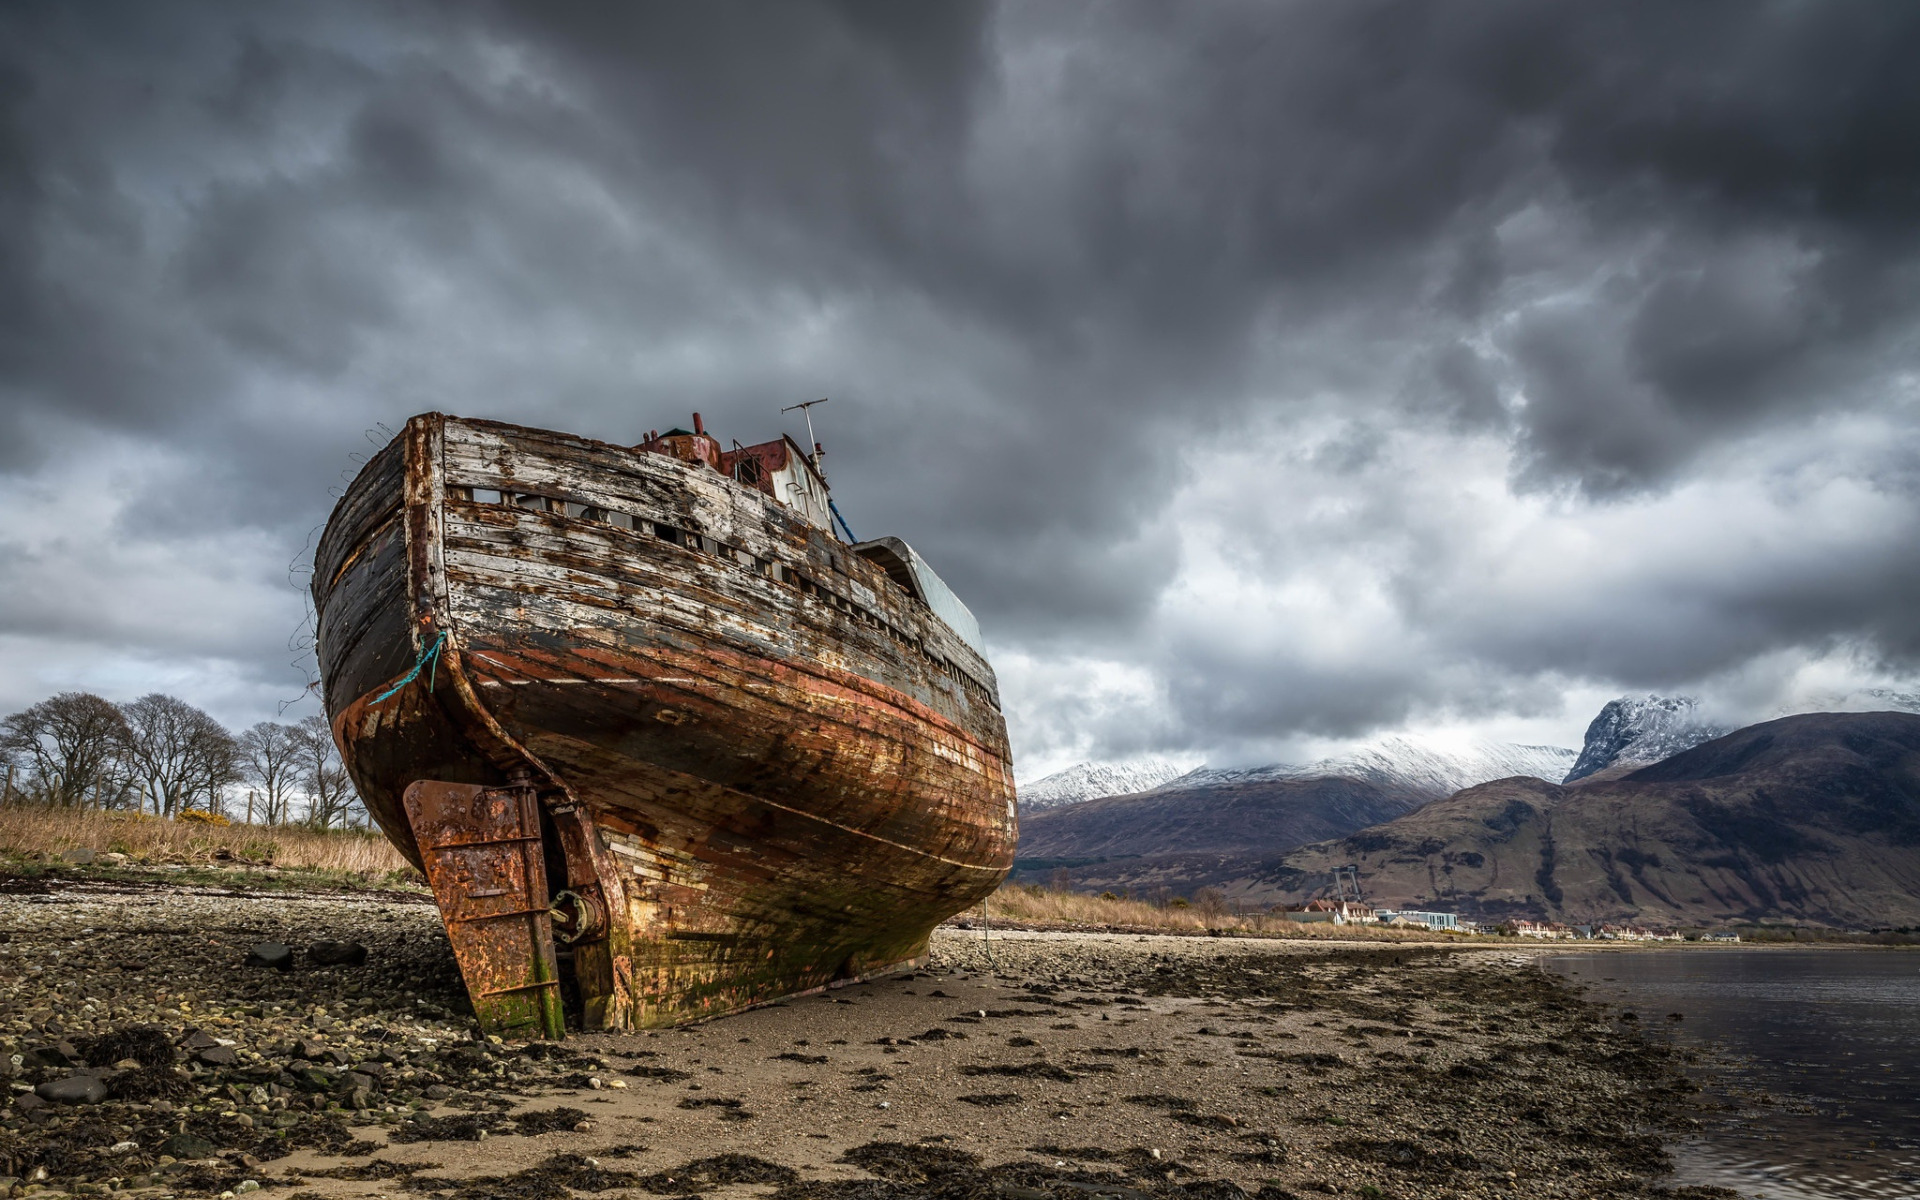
[313,415,1016,1031]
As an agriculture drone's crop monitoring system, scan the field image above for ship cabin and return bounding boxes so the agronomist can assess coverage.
[638,413,834,534]
[636,413,987,657]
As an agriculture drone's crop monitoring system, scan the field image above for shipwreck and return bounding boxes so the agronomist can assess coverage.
[312,413,1016,1035]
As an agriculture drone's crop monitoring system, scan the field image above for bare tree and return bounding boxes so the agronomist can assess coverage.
[238,722,302,825]
[294,714,359,829]
[121,694,235,818]
[0,692,133,808]
[191,721,243,818]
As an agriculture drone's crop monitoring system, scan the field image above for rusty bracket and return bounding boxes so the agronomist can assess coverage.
[403,779,566,1039]
[545,800,635,1031]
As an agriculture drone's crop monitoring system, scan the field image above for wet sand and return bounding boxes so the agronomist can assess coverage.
[1,881,1730,1199]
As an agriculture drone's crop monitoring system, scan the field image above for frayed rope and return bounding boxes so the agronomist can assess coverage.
[370,630,446,705]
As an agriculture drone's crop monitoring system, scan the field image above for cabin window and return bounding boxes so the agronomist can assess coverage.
[565,501,610,522]
[512,493,550,511]
[656,525,683,547]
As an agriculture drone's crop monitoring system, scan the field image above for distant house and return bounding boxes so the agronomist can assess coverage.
[1699,931,1741,943]
[1596,923,1684,942]
[1374,909,1461,932]
[1282,899,1377,926]
[1505,919,1575,939]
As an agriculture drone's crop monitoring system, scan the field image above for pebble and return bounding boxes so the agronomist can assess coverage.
[243,942,293,970]
[308,940,369,967]
[34,1075,107,1105]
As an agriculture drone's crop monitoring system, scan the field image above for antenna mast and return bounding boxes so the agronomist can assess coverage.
[780,398,830,478]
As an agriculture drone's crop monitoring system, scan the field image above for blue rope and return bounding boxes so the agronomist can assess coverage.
[371,630,446,705]
[829,498,858,543]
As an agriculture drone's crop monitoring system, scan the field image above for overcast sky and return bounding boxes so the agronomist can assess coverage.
[3,1,1918,778]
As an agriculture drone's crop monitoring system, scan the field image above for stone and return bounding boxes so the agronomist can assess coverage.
[12,1092,47,1113]
[244,943,293,971]
[307,941,368,967]
[60,848,97,865]
[23,1043,79,1069]
[291,1038,329,1060]
[102,851,130,867]
[197,1046,239,1067]
[35,1075,109,1104]
[162,1132,216,1160]
[181,1030,220,1051]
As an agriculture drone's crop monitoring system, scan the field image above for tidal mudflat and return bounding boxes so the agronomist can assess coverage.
[3,880,1727,1198]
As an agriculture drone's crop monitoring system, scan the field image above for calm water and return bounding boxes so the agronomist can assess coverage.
[1540,949,1920,1200]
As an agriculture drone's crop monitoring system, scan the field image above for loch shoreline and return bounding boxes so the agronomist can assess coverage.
[2,878,1732,1199]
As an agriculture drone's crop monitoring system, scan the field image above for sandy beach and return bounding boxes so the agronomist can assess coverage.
[1,879,1728,1199]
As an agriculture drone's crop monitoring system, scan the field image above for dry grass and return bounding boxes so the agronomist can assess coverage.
[966,882,1478,941]
[0,804,415,881]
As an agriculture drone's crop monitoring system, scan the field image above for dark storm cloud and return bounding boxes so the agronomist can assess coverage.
[1,0,1918,756]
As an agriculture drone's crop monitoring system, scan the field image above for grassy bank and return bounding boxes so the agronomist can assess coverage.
[966,882,1479,941]
[0,805,420,890]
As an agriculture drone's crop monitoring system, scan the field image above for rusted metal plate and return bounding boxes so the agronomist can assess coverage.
[402,780,565,1039]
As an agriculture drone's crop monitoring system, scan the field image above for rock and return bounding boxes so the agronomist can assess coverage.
[35,1074,109,1104]
[424,1084,452,1100]
[197,1045,239,1067]
[244,943,293,971]
[162,1132,217,1160]
[102,851,130,866]
[181,1029,220,1051]
[291,1038,330,1060]
[308,941,368,967]
[60,848,97,865]
[23,1042,79,1069]
[12,1092,46,1112]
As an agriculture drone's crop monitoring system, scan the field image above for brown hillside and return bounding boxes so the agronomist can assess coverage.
[1015,775,1429,865]
[1257,711,1920,927]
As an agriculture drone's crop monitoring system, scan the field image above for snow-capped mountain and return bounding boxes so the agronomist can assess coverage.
[1156,737,1577,800]
[1563,695,1727,783]
[1017,759,1188,810]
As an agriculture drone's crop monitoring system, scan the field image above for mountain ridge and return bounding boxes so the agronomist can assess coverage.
[1564,694,1725,783]
[1256,710,1920,928]
[1017,759,1188,811]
